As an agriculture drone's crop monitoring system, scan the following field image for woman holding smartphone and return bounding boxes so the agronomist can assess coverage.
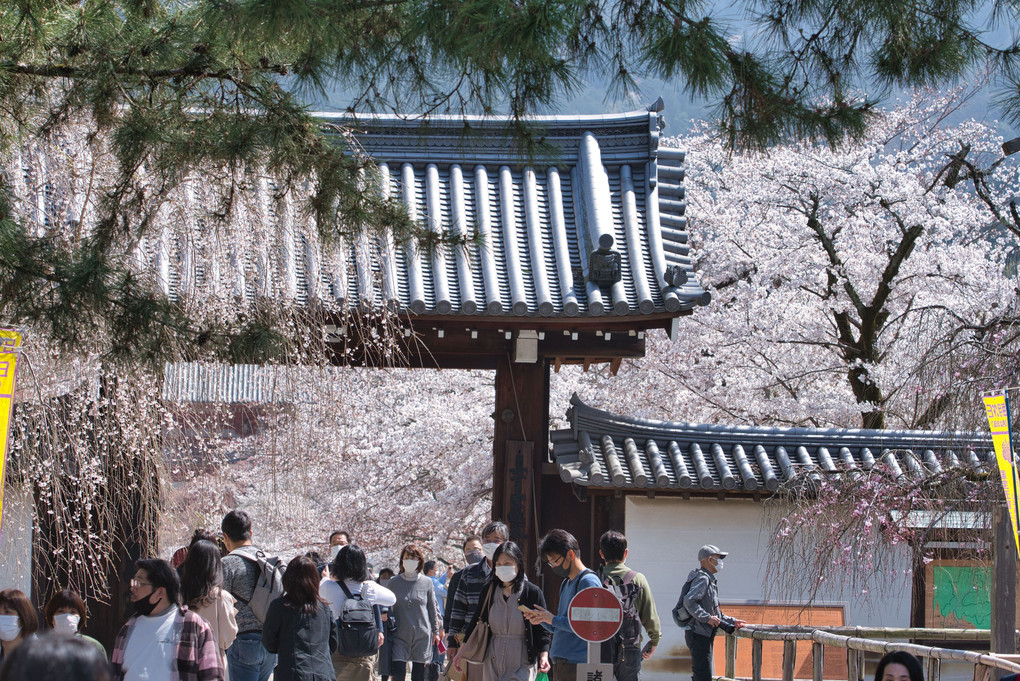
[453,542,550,681]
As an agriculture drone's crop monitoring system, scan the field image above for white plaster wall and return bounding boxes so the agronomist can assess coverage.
[0,487,33,595]
[623,496,913,681]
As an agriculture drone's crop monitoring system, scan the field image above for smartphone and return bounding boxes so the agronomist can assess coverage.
[518,604,535,614]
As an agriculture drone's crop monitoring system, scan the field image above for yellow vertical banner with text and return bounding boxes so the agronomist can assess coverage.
[983,390,1020,560]
[0,329,23,535]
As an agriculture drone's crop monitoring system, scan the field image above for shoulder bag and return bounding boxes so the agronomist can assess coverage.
[459,582,495,663]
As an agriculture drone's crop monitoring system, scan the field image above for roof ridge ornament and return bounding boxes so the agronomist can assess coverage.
[588,233,622,287]
[664,264,688,287]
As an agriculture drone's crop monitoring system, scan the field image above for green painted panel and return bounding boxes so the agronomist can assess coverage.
[932,566,992,629]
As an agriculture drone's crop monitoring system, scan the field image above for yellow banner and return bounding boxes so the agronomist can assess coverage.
[983,390,1020,560]
[0,329,23,532]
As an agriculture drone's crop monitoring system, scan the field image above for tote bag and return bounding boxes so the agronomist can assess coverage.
[459,584,495,663]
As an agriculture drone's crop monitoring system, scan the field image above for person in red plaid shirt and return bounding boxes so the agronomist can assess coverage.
[111,558,225,681]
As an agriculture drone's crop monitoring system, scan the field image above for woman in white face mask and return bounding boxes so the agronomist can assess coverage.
[388,545,441,681]
[0,589,38,663]
[43,588,107,658]
[452,542,551,681]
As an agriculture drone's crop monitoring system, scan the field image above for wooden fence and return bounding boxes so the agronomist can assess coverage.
[719,626,1020,681]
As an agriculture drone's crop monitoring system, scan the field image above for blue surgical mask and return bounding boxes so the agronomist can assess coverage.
[0,615,21,642]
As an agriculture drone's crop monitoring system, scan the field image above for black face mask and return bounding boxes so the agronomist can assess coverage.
[465,550,484,565]
[550,553,572,579]
[550,563,570,578]
[133,591,160,617]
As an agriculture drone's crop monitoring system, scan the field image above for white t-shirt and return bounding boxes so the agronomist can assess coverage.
[320,578,397,619]
[122,607,177,681]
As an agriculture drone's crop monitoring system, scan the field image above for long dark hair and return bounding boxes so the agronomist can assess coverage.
[180,540,223,608]
[874,652,924,681]
[282,555,324,615]
[488,541,526,593]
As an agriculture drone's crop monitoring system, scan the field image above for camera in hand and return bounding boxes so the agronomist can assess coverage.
[718,620,736,634]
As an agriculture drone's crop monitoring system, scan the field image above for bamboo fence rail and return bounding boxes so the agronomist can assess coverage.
[714,626,1020,681]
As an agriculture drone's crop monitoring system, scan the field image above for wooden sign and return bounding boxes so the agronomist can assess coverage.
[714,603,846,680]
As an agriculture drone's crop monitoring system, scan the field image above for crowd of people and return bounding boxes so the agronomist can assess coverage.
[0,509,952,681]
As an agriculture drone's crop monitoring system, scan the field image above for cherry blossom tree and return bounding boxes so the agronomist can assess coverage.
[580,89,1018,431]
[164,364,494,569]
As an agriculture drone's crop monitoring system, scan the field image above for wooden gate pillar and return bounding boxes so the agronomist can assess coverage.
[992,505,1017,678]
[492,354,549,573]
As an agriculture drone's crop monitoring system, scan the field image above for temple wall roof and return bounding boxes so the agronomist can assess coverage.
[552,395,995,493]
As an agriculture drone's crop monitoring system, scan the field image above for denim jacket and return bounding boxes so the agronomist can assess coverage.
[682,568,735,638]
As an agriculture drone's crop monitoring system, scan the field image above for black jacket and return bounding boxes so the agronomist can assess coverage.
[463,579,551,665]
[444,568,464,632]
[262,599,338,681]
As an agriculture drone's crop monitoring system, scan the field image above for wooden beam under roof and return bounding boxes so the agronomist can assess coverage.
[324,314,654,369]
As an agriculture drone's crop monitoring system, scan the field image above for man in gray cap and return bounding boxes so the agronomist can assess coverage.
[682,545,745,681]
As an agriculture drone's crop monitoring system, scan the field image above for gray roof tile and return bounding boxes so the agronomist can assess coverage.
[319,108,708,317]
[552,395,995,492]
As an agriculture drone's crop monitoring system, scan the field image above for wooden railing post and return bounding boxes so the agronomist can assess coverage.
[813,641,824,681]
[783,640,797,681]
[731,624,1020,681]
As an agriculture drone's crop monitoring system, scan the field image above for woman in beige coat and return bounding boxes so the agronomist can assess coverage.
[181,538,239,678]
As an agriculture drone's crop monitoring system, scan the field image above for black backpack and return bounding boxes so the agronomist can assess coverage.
[600,569,642,661]
[336,581,382,657]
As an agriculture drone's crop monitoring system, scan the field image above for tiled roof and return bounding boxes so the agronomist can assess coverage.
[13,106,707,324]
[551,395,995,493]
[312,106,708,318]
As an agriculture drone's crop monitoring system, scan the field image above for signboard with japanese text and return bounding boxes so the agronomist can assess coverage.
[983,390,1020,559]
[0,329,23,533]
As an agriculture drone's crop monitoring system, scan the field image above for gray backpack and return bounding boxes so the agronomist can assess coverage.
[232,549,285,623]
[672,568,706,628]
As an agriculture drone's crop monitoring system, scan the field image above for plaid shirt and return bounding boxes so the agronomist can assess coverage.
[111,605,225,681]
[446,560,490,646]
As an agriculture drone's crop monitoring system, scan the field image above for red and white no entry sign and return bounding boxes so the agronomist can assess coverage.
[567,587,623,642]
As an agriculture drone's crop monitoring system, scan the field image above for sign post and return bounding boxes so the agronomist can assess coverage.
[0,329,22,540]
[568,587,622,681]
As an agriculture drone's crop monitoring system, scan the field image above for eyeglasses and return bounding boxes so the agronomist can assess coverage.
[545,555,564,569]
[130,579,152,588]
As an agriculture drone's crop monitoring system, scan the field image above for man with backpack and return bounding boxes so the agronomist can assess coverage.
[221,509,280,681]
[597,531,661,681]
[674,545,746,681]
[322,544,397,681]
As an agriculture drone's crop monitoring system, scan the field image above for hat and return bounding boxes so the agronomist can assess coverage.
[698,544,728,560]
